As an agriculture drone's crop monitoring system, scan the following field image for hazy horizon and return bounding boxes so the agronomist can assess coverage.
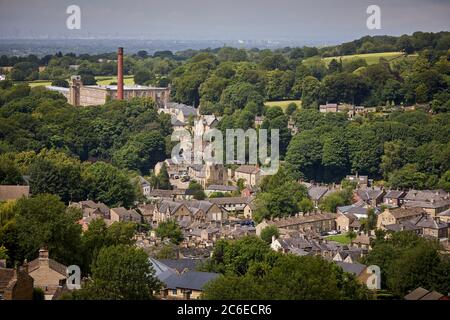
[1,0,449,44]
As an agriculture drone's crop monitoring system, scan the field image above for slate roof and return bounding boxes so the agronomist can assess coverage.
[404,287,445,300]
[164,271,219,291]
[179,200,215,213]
[403,199,450,209]
[150,189,188,197]
[270,213,337,228]
[438,208,450,217]
[209,197,251,205]
[357,189,384,201]
[206,185,238,192]
[110,207,141,221]
[166,102,197,117]
[148,257,176,281]
[80,200,110,216]
[235,165,260,175]
[171,117,185,127]
[337,200,367,216]
[404,189,448,202]
[388,207,425,219]
[307,186,329,201]
[384,190,406,199]
[159,259,204,273]
[335,261,366,276]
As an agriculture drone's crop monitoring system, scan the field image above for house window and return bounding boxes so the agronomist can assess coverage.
[172,289,177,295]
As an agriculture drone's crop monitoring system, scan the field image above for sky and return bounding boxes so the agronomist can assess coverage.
[0,0,449,44]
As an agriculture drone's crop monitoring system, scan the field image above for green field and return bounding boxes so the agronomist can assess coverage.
[25,75,135,87]
[304,52,418,67]
[265,100,302,110]
[27,80,52,87]
[95,75,135,85]
[325,233,352,245]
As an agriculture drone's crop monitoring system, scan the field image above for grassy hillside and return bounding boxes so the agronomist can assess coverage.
[265,100,302,110]
[25,75,135,87]
[304,52,418,67]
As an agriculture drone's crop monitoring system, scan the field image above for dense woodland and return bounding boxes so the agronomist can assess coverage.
[0,32,450,299]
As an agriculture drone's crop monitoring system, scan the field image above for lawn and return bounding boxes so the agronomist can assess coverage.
[27,80,52,87]
[25,75,135,87]
[265,100,302,111]
[323,52,407,66]
[304,52,418,67]
[95,75,135,85]
[325,233,352,245]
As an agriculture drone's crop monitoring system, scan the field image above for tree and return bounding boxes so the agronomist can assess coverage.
[68,245,161,300]
[321,132,349,181]
[155,162,172,190]
[134,69,153,85]
[319,190,352,213]
[388,164,427,190]
[301,76,321,109]
[51,79,69,88]
[80,74,97,85]
[363,231,450,297]
[82,162,136,208]
[0,157,23,185]
[202,238,370,300]
[81,219,135,273]
[438,170,450,191]
[15,194,82,265]
[285,102,298,116]
[155,219,183,244]
[253,167,308,222]
[285,131,323,181]
[113,131,166,174]
[298,198,314,213]
[188,180,206,200]
[260,225,279,244]
[29,156,84,203]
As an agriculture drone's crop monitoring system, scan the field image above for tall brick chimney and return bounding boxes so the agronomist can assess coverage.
[117,47,124,100]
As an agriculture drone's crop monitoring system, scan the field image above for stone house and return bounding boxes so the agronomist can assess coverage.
[335,213,361,233]
[149,258,219,300]
[384,215,448,240]
[383,190,406,207]
[243,201,257,220]
[335,262,372,289]
[355,188,385,207]
[28,249,67,300]
[137,203,155,224]
[110,207,142,223]
[257,213,337,236]
[233,165,261,187]
[345,174,370,188]
[337,200,368,219]
[209,197,252,214]
[402,190,450,216]
[137,176,152,197]
[0,261,34,300]
[438,208,450,223]
[376,207,425,229]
